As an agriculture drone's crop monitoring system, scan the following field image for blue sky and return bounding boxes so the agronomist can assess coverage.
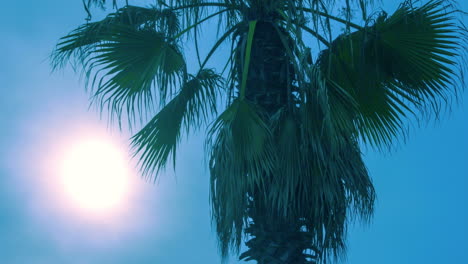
[1,0,467,263]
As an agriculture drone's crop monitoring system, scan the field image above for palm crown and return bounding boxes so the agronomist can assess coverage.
[53,0,466,262]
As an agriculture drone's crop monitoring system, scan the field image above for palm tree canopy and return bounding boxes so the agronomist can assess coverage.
[52,0,467,262]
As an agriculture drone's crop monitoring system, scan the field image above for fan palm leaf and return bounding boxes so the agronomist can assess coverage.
[207,98,277,256]
[132,69,223,178]
[53,6,185,121]
[317,0,463,148]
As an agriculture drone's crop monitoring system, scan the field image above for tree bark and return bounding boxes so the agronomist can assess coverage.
[236,21,318,264]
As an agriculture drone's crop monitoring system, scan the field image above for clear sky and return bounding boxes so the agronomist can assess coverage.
[1,0,467,263]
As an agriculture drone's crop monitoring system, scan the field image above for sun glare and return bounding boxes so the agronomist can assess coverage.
[60,139,130,213]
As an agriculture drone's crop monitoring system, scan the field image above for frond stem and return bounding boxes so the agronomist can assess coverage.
[170,2,241,11]
[275,8,330,47]
[299,7,364,31]
[173,9,231,39]
[297,24,331,47]
[200,23,243,70]
[240,20,257,100]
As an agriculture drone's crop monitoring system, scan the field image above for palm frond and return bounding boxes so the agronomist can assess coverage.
[53,5,181,66]
[131,69,223,179]
[265,68,374,261]
[165,0,241,33]
[52,6,185,122]
[317,0,465,149]
[207,98,276,257]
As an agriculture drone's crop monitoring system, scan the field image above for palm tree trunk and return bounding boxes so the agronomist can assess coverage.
[240,198,319,263]
[236,21,318,263]
[238,21,293,115]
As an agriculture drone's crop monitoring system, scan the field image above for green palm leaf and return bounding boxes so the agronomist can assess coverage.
[131,69,223,178]
[268,73,374,260]
[317,0,463,148]
[207,98,276,257]
[52,5,184,121]
[54,5,180,62]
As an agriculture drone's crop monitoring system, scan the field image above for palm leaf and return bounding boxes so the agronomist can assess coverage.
[207,98,277,257]
[53,6,185,121]
[267,70,374,261]
[90,26,185,117]
[54,5,180,64]
[317,0,464,149]
[131,69,223,179]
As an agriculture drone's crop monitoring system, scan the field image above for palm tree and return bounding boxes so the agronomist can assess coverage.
[52,0,466,263]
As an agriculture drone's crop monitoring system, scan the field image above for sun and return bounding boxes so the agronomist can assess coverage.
[59,138,130,213]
